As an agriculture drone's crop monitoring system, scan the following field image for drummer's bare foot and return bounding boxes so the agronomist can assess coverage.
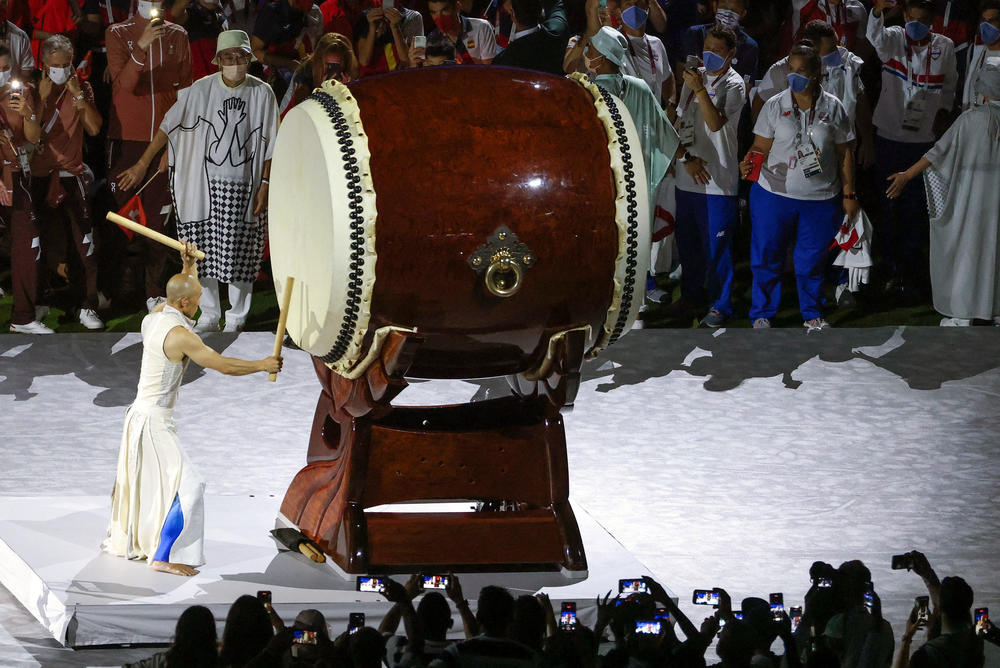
[151,560,199,576]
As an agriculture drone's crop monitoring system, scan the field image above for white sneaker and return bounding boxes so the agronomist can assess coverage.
[79,308,104,330]
[752,317,771,329]
[939,317,971,327]
[222,321,245,333]
[646,287,670,304]
[146,296,167,313]
[35,305,50,321]
[193,319,219,334]
[11,320,54,334]
[804,317,831,332]
[994,316,1000,327]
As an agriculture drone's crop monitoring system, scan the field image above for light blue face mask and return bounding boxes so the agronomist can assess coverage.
[787,72,810,93]
[621,5,648,30]
[702,50,727,72]
[822,48,842,68]
[981,21,1000,45]
[905,20,931,41]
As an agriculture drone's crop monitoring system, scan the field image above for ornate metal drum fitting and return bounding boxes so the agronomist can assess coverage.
[467,226,535,298]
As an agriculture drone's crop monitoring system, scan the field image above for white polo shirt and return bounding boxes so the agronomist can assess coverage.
[460,16,498,62]
[624,33,672,106]
[2,21,34,76]
[674,66,746,196]
[757,46,865,119]
[753,88,855,201]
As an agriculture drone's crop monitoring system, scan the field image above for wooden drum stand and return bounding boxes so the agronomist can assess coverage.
[279,329,589,574]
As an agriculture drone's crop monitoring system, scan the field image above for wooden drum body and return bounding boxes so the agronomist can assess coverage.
[269,68,650,573]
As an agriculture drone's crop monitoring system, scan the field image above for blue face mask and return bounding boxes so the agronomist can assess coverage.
[822,48,842,67]
[787,72,810,93]
[905,20,931,41]
[621,5,648,30]
[702,50,727,72]
[981,21,1000,45]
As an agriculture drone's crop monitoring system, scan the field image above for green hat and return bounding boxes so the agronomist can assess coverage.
[590,27,628,69]
[213,30,255,66]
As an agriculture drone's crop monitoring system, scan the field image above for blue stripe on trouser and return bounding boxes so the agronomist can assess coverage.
[749,183,841,321]
[674,189,738,315]
[153,495,184,562]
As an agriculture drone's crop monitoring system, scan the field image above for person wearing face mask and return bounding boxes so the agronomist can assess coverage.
[168,0,230,80]
[0,44,47,334]
[31,35,105,331]
[867,0,957,302]
[563,0,618,76]
[106,0,192,312]
[610,0,673,111]
[754,20,875,167]
[119,30,278,333]
[102,241,283,578]
[582,27,680,243]
[784,0,869,56]
[282,31,355,114]
[739,40,858,331]
[492,0,569,75]
[671,25,745,328]
[885,64,1000,327]
[425,0,496,65]
[0,0,36,76]
[962,0,1000,109]
[681,0,758,81]
[354,4,412,75]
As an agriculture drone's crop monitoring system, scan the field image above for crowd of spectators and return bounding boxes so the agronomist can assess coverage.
[0,0,998,335]
[123,551,998,667]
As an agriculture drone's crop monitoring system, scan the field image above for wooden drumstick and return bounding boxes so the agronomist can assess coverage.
[298,542,326,563]
[269,276,295,382]
[105,212,207,260]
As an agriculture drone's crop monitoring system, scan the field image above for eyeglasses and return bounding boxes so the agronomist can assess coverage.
[218,52,251,65]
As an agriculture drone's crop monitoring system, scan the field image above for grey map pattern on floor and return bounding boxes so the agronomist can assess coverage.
[0,327,998,667]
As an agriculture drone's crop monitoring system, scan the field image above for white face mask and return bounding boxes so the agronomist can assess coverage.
[0,70,10,87]
[48,65,72,85]
[137,0,162,19]
[221,63,248,83]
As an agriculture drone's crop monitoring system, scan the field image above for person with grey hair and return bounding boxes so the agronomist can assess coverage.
[31,34,105,330]
[886,64,1000,327]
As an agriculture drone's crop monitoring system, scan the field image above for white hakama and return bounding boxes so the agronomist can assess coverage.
[923,101,1000,320]
[102,307,206,567]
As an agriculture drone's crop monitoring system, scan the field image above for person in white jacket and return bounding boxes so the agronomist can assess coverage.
[867,0,957,301]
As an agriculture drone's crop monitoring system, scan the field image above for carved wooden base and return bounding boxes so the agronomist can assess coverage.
[279,330,589,573]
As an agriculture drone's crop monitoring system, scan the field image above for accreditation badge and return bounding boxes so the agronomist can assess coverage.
[902,90,927,132]
[796,142,822,179]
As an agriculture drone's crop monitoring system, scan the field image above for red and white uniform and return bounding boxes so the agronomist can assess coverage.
[785,0,867,52]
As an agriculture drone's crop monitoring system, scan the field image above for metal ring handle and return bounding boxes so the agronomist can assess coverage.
[484,258,523,297]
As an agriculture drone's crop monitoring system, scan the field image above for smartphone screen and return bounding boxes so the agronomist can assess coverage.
[257,590,272,605]
[863,587,875,613]
[653,607,670,622]
[356,576,385,593]
[635,620,661,635]
[422,574,449,590]
[413,35,426,49]
[692,589,720,606]
[733,610,743,620]
[769,593,784,620]
[348,612,365,633]
[790,606,803,633]
[916,595,930,624]
[559,602,577,629]
[975,608,989,636]
[293,629,317,644]
[619,579,648,594]
[817,577,833,588]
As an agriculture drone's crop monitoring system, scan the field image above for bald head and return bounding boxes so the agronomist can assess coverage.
[166,273,202,301]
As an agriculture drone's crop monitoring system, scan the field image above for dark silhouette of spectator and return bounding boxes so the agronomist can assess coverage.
[220,594,275,668]
[899,575,984,668]
[125,604,219,668]
[348,626,388,668]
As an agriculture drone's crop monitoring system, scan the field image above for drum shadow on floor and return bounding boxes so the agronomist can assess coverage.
[0,333,246,405]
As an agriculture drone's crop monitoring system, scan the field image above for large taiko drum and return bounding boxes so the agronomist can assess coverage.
[269,67,649,380]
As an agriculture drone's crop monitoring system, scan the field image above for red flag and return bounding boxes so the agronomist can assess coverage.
[117,194,147,240]
[76,50,92,82]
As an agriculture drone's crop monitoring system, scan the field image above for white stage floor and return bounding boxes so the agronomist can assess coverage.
[1,328,998,666]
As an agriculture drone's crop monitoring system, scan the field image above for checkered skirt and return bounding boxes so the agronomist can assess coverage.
[177,178,265,284]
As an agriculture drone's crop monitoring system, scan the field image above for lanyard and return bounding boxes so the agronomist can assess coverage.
[904,35,934,93]
[791,93,817,147]
[626,35,655,75]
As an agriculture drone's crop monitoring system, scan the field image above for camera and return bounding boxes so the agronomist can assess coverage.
[816,577,833,588]
[891,553,913,570]
[692,589,720,606]
[634,620,661,635]
[916,596,930,625]
[686,54,699,71]
[9,79,21,101]
[356,575,386,594]
[257,590,272,605]
[559,602,577,629]
[149,7,163,26]
[422,574,449,590]
[789,606,803,633]
[863,584,875,613]
[413,35,427,49]
[769,593,784,621]
[348,612,365,633]
[293,629,317,644]
[975,608,989,637]
[618,579,648,595]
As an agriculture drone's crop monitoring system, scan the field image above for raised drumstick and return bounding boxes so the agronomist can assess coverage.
[269,276,295,382]
[106,212,207,260]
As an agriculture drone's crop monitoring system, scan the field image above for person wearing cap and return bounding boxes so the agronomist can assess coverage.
[119,30,278,333]
[106,0,192,312]
[583,26,680,221]
[885,63,1000,327]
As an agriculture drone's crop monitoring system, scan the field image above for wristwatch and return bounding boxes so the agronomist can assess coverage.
[682,151,695,163]
[842,192,858,200]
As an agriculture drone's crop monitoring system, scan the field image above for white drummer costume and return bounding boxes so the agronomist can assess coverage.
[102,306,206,567]
[162,70,278,329]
